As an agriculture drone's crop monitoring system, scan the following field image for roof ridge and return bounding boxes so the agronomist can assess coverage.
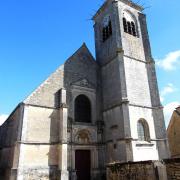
[65,43,96,65]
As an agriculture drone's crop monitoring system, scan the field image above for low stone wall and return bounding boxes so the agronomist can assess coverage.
[107,159,180,180]
[165,159,180,179]
[18,167,60,180]
[107,161,157,180]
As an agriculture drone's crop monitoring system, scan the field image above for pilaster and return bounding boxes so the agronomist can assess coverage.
[59,88,69,180]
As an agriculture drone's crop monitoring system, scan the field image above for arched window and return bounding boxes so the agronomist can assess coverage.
[137,119,150,142]
[123,11,137,37]
[75,95,91,123]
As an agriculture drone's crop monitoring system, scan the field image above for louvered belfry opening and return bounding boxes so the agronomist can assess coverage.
[123,17,137,37]
[103,20,112,42]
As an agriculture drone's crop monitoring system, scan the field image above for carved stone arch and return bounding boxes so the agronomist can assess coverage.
[75,129,92,144]
[122,9,139,37]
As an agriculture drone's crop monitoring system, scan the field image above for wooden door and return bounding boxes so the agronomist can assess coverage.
[75,150,91,180]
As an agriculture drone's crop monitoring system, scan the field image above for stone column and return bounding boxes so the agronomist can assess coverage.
[59,88,69,180]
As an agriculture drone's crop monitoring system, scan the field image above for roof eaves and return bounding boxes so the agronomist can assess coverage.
[92,0,143,20]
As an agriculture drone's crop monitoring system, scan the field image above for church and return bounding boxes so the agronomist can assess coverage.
[0,0,170,179]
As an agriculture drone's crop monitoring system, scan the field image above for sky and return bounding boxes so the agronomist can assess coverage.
[0,0,179,126]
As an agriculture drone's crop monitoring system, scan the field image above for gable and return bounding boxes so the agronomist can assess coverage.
[23,43,98,108]
[64,43,98,90]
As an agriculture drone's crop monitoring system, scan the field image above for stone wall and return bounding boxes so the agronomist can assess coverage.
[0,105,22,149]
[22,105,59,143]
[107,159,180,180]
[165,159,180,179]
[0,105,23,180]
[24,65,64,108]
[107,161,156,180]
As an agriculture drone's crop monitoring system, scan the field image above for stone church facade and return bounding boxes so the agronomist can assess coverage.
[0,0,170,179]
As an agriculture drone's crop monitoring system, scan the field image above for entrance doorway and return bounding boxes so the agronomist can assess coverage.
[75,150,91,180]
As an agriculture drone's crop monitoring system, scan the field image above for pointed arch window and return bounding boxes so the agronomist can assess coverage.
[137,119,150,142]
[75,95,91,123]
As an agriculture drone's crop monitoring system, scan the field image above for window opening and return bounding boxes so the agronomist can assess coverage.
[131,22,136,36]
[123,18,128,33]
[75,95,91,123]
[137,119,150,142]
[123,16,137,37]
[102,19,112,42]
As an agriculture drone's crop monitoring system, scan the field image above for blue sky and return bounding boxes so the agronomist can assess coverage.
[0,0,179,126]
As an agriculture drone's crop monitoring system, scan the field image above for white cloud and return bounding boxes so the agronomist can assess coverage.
[163,102,180,128]
[0,114,9,126]
[160,83,176,103]
[156,50,180,71]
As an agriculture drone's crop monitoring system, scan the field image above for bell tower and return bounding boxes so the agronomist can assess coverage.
[93,0,170,163]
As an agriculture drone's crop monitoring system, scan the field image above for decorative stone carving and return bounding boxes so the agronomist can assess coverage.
[75,129,91,144]
[71,78,95,89]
